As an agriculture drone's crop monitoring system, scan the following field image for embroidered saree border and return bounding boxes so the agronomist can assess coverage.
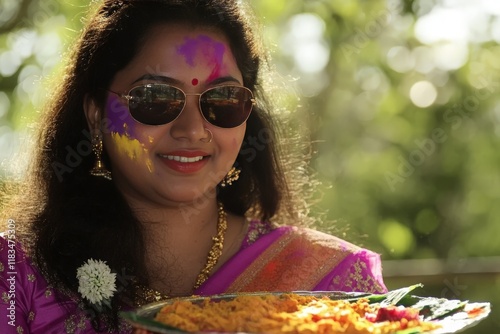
[226,227,357,292]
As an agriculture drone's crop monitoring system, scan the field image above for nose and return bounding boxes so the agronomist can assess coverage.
[169,94,208,142]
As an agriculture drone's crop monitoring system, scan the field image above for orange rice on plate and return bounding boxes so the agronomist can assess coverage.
[154,293,440,333]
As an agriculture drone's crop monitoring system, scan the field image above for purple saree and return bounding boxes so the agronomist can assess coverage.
[0,221,386,333]
[197,220,386,295]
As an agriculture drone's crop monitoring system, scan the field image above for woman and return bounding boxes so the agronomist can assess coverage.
[0,0,386,333]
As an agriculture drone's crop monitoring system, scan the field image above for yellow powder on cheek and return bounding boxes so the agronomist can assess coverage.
[146,160,154,173]
[111,132,155,173]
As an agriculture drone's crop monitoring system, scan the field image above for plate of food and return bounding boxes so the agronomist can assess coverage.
[120,284,490,333]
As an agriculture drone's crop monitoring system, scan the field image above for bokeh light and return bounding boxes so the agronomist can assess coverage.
[409,80,438,108]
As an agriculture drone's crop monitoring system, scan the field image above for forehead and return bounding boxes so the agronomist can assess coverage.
[144,23,229,48]
[114,24,243,84]
[129,24,240,74]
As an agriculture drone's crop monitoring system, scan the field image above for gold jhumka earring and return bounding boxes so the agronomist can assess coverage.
[219,167,240,187]
[90,133,112,180]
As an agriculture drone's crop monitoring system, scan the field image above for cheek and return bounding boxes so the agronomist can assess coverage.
[229,129,246,153]
[105,95,137,137]
[232,136,241,150]
[109,133,155,173]
[105,96,157,173]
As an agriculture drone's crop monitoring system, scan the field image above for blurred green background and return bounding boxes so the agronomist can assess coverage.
[0,0,498,332]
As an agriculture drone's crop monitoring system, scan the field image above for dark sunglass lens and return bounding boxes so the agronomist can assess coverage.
[128,85,184,125]
[200,86,253,128]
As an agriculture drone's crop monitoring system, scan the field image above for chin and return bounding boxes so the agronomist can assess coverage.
[161,187,218,205]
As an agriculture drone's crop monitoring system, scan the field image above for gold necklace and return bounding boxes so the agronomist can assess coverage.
[133,202,227,307]
[193,201,227,289]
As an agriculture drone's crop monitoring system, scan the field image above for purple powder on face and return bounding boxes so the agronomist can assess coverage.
[176,35,225,81]
[105,94,137,137]
[177,37,199,66]
[206,41,225,82]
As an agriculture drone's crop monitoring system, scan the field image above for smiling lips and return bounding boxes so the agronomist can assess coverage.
[164,155,204,163]
[158,151,210,173]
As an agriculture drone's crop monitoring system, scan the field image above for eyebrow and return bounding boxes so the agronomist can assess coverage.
[131,74,242,86]
[132,75,181,85]
[209,76,242,86]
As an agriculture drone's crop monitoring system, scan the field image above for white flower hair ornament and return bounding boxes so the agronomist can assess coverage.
[76,259,117,307]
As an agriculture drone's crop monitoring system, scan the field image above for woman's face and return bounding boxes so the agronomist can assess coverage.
[100,24,247,207]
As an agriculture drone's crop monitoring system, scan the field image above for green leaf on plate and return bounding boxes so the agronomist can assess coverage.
[379,283,424,306]
[395,327,425,334]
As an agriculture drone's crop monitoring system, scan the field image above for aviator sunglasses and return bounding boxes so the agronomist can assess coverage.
[108,84,255,128]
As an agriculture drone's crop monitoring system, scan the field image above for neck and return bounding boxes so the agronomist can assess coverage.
[140,203,220,250]
[128,197,222,295]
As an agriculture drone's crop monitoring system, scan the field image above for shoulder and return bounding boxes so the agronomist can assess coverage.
[278,225,366,256]
[231,222,385,292]
[0,233,46,303]
[0,234,99,333]
[243,220,365,254]
[283,227,387,293]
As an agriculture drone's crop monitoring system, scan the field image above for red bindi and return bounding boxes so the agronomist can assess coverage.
[191,78,199,86]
